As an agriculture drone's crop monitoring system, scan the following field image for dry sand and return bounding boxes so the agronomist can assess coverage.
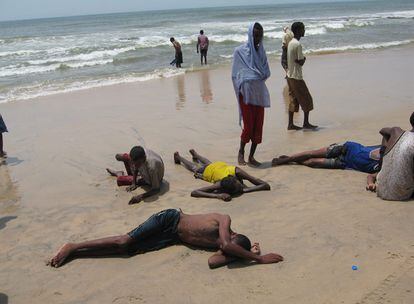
[0,45,413,304]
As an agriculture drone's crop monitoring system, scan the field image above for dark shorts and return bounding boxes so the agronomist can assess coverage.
[127,209,181,255]
[175,51,183,64]
[325,143,347,169]
[0,115,8,133]
[200,49,208,56]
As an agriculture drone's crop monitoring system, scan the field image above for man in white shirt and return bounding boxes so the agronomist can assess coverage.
[286,22,317,130]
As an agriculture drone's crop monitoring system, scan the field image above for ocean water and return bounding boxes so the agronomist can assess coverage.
[0,0,413,103]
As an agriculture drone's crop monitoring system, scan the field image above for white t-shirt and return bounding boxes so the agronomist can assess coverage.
[287,38,305,80]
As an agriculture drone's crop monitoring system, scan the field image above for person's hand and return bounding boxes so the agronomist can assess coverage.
[258,253,284,264]
[366,183,377,192]
[126,184,138,192]
[251,243,261,255]
[217,193,232,202]
[129,195,143,205]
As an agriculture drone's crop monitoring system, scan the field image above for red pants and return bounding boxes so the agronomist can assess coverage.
[116,153,134,186]
[239,95,264,144]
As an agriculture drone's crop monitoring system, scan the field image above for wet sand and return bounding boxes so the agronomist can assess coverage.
[0,45,413,304]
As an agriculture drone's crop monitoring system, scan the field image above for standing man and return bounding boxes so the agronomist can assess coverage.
[197,30,209,65]
[286,22,317,130]
[232,22,271,167]
[170,37,183,68]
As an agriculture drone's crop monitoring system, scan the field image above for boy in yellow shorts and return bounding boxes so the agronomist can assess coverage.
[174,149,270,201]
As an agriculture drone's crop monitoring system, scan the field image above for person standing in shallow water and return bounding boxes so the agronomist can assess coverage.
[170,37,183,68]
[0,114,8,158]
[197,30,209,65]
[232,22,271,167]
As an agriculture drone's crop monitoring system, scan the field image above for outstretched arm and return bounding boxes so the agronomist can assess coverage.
[191,183,232,201]
[217,215,283,264]
[236,168,271,193]
[366,173,378,192]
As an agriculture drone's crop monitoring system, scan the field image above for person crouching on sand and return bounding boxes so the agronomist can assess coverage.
[106,146,164,205]
[232,22,271,167]
[48,209,283,268]
[174,149,270,202]
[286,22,317,130]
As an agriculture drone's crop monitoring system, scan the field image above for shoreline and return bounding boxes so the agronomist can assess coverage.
[1,42,414,104]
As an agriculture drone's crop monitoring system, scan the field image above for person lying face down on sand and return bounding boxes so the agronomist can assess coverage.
[174,149,270,201]
[47,209,284,268]
[366,112,414,201]
[106,146,164,205]
[272,141,381,173]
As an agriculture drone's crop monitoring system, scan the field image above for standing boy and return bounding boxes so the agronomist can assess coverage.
[286,22,317,130]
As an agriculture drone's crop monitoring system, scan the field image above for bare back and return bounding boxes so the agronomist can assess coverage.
[177,213,224,249]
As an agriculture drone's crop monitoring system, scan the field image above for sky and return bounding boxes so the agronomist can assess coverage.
[0,0,360,21]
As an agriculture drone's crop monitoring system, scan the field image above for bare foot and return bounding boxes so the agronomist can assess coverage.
[47,243,75,268]
[238,152,247,166]
[287,124,302,130]
[189,149,197,161]
[303,123,318,130]
[248,156,261,167]
[106,168,124,177]
[272,155,290,166]
[174,152,181,164]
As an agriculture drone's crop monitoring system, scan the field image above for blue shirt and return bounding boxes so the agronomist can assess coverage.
[343,142,381,173]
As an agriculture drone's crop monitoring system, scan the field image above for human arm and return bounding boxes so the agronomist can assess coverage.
[236,168,271,193]
[129,187,160,205]
[208,243,262,269]
[191,183,232,201]
[197,37,200,53]
[129,166,162,204]
[295,43,306,66]
[217,215,283,264]
[366,173,378,192]
[126,168,140,192]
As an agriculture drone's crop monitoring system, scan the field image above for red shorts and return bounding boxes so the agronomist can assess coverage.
[117,153,134,186]
[239,95,265,144]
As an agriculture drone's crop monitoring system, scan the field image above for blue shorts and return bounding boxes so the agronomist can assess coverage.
[0,115,8,133]
[127,209,181,255]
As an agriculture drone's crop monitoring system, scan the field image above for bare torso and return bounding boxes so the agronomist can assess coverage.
[177,212,224,249]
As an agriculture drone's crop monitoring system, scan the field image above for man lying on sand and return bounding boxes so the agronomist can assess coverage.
[47,209,283,269]
[272,141,381,173]
[366,112,414,201]
[106,146,164,205]
[174,149,270,201]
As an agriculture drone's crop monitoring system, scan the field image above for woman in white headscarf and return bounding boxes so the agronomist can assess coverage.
[232,22,270,166]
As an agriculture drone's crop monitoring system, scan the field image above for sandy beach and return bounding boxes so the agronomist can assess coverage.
[0,45,413,304]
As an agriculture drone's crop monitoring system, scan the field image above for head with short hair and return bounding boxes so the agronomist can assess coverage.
[200,30,204,35]
[410,112,414,129]
[170,37,175,43]
[291,21,305,38]
[220,175,243,195]
[129,146,146,167]
[231,233,251,251]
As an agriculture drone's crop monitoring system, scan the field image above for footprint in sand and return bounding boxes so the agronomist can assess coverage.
[357,255,414,304]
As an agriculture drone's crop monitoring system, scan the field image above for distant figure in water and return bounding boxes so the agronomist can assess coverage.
[106,146,164,205]
[232,22,271,167]
[174,149,270,201]
[0,114,8,158]
[197,30,209,65]
[47,209,283,268]
[366,112,414,201]
[272,141,381,173]
[286,22,317,130]
[170,37,183,68]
